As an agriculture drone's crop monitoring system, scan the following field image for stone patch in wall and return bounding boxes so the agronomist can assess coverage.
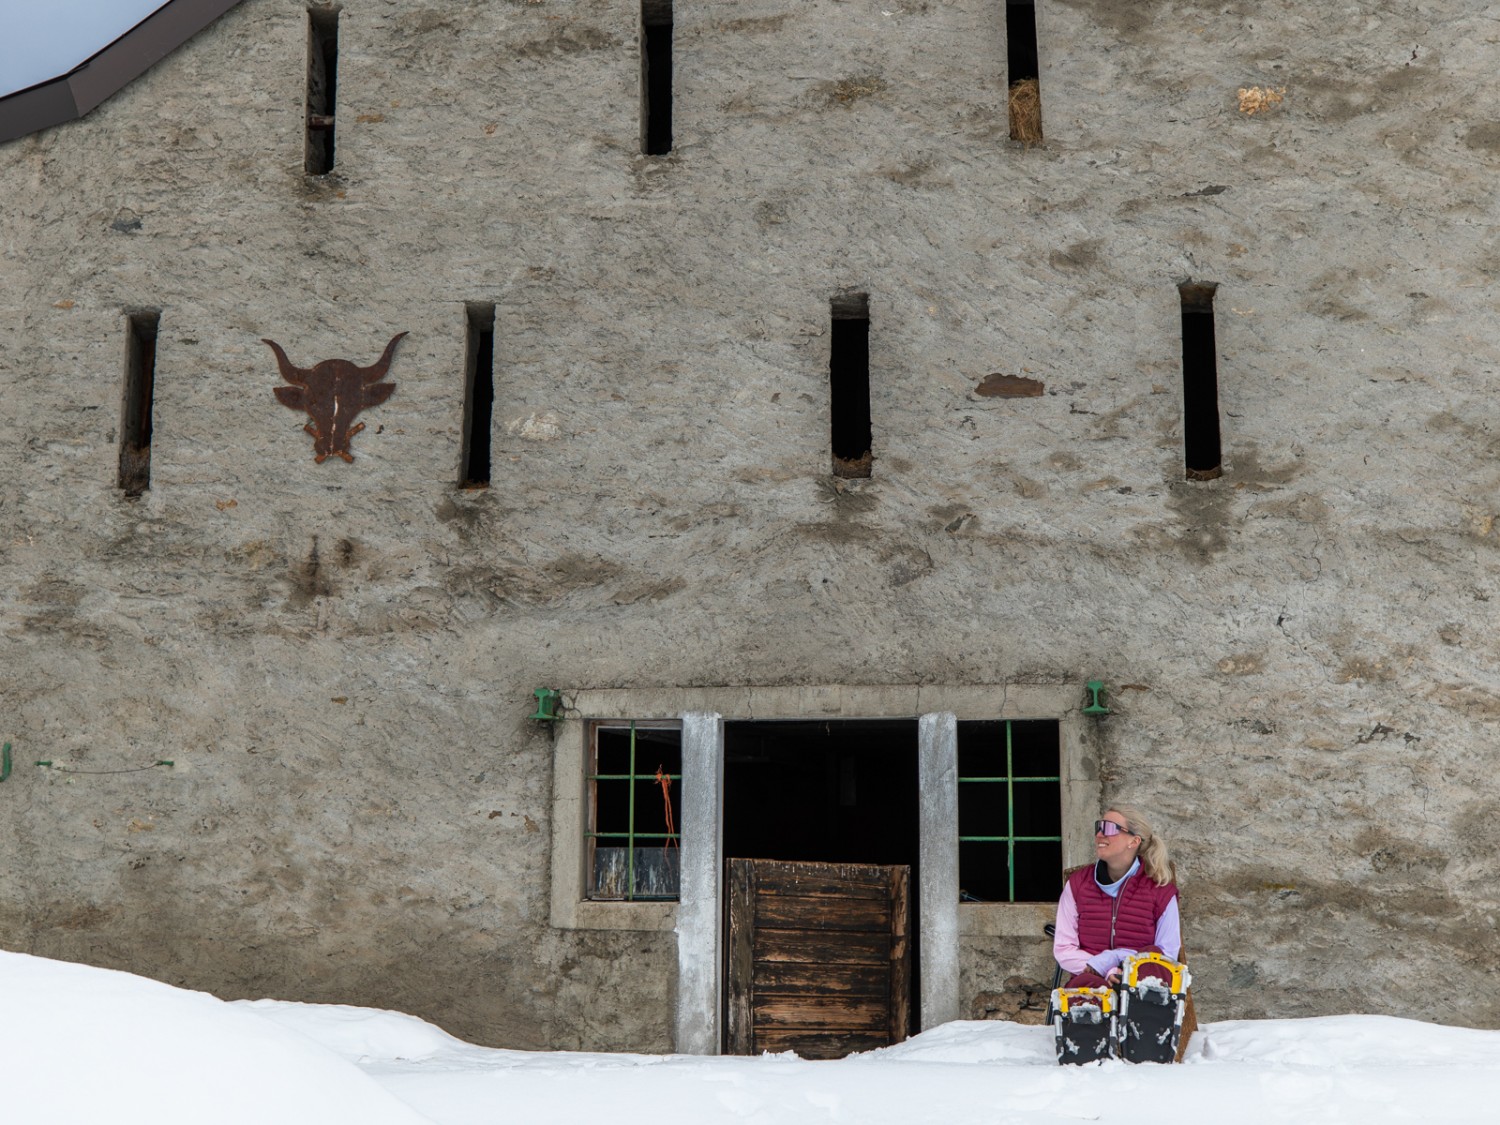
[972,976,1052,1026]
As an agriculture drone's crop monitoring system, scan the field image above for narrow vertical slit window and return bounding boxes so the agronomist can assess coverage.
[305,8,339,175]
[830,292,872,479]
[641,0,673,155]
[1179,281,1222,481]
[460,303,495,488]
[119,310,160,496]
[1006,1,1043,145]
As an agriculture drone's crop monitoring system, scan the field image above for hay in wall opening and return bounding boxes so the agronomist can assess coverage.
[1008,78,1043,146]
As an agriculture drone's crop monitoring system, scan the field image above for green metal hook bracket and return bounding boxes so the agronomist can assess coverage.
[0,742,11,782]
[1083,681,1111,717]
[529,688,562,722]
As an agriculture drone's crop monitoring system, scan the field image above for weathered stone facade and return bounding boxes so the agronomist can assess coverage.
[2,0,1497,1049]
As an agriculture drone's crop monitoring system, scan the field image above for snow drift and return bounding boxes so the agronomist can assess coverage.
[2,950,433,1125]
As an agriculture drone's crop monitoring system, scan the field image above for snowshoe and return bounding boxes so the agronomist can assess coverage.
[1117,953,1191,1064]
[1051,986,1115,1065]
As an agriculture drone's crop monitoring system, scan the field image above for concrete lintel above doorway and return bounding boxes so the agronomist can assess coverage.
[561,683,1088,723]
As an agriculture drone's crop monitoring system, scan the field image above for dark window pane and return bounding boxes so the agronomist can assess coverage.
[593,779,631,836]
[1012,840,1063,902]
[597,730,633,776]
[633,777,672,835]
[957,720,1005,777]
[959,841,1011,903]
[632,725,683,755]
[1012,781,1061,838]
[958,781,1009,839]
[1009,720,1059,777]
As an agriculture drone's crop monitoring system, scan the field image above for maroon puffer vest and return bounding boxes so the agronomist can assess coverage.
[1067,862,1178,954]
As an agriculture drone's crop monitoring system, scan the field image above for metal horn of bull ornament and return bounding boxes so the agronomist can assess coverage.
[264,332,406,463]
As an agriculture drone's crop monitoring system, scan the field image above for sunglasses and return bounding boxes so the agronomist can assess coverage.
[1093,820,1137,838]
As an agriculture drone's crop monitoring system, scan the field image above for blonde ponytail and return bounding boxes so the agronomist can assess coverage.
[1109,804,1175,886]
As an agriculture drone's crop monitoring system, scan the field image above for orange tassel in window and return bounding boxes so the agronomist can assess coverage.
[656,764,677,847]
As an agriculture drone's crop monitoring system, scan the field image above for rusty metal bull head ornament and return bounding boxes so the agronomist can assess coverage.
[264,332,405,463]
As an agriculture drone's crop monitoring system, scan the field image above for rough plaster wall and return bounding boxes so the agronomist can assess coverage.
[1,0,1498,1047]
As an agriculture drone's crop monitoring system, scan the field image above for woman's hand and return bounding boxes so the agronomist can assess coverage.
[1087,949,1137,983]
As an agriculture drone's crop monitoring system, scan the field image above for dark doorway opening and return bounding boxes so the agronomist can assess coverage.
[723,719,921,1029]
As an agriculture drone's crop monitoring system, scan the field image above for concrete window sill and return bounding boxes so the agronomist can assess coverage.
[554,899,677,932]
[959,901,1056,938]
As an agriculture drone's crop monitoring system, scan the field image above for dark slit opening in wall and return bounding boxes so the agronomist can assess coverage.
[1179,281,1222,481]
[305,7,339,175]
[461,303,495,488]
[830,293,872,479]
[641,1,673,155]
[1006,1,1042,145]
[119,310,159,497]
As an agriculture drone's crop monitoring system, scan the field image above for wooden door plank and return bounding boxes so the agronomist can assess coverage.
[746,858,894,887]
[753,994,890,1030]
[754,893,891,932]
[753,962,888,996]
[755,880,890,900]
[754,872,892,899]
[725,858,756,1055]
[753,929,891,964]
[887,865,911,1045]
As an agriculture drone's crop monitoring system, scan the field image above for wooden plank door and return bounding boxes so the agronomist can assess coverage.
[725,858,910,1059]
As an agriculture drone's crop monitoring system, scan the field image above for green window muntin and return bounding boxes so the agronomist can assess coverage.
[957,719,1062,903]
[586,720,683,901]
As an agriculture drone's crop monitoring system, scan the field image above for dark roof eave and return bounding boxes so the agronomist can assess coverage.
[0,0,246,146]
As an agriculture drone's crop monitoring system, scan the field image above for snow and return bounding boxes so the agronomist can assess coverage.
[1,951,434,1125]
[9,949,1500,1125]
[0,1,171,99]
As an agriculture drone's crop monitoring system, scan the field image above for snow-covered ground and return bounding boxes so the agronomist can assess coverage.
[7,949,1498,1124]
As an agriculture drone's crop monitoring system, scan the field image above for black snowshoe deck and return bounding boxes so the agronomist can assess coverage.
[1119,976,1184,1063]
[1051,987,1116,1065]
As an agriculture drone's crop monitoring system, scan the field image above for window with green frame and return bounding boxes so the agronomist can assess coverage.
[586,720,683,901]
[957,719,1062,902]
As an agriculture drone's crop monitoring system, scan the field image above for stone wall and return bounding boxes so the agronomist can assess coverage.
[1,0,1497,1046]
